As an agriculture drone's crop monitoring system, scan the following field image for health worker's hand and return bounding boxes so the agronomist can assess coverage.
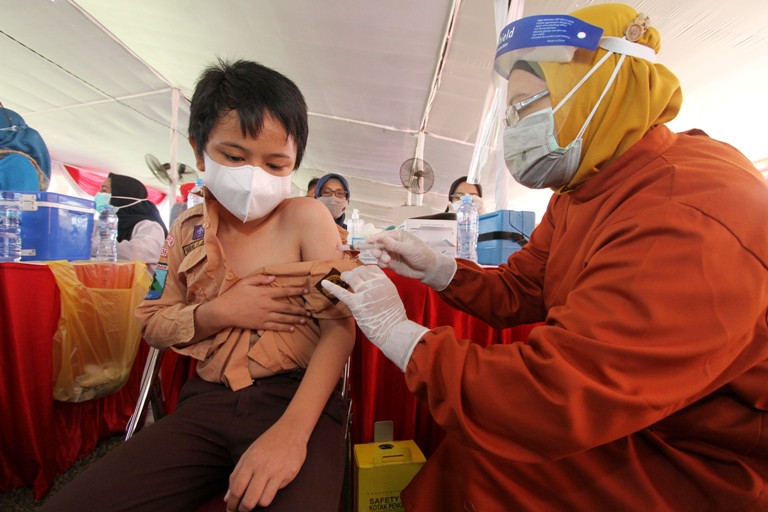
[322,265,428,371]
[367,230,456,291]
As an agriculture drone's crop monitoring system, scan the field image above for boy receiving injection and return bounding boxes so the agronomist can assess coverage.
[41,59,359,512]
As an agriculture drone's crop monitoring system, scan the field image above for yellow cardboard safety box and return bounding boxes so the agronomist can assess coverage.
[353,440,426,512]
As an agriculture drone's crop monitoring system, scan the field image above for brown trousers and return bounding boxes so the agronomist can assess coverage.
[40,373,347,512]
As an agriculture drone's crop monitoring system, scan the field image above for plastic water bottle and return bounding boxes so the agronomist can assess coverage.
[456,194,478,262]
[347,208,364,247]
[187,178,204,208]
[96,205,118,262]
[0,191,22,262]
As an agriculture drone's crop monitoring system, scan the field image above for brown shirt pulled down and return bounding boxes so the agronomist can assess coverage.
[135,199,360,391]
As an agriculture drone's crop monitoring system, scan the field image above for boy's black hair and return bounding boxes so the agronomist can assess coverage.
[188,59,309,169]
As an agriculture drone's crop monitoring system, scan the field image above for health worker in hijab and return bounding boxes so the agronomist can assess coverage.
[94,173,168,274]
[0,103,51,191]
[322,4,768,511]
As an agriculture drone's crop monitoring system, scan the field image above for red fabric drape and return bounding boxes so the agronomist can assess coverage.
[63,164,166,205]
[0,263,149,499]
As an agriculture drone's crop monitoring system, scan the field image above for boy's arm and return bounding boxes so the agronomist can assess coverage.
[225,197,354,510]
[225,316,355,510]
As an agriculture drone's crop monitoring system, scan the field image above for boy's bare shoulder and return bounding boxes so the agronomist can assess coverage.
[279,197,341,259]
[281,196,335,224]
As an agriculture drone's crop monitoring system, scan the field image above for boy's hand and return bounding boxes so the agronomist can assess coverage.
[224,420,307,511]
[211,274,310,332]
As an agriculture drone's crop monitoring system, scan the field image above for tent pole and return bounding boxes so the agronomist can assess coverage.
[168,88,180,210]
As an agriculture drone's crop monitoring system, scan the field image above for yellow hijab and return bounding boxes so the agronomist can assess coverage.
[538,3,683,192]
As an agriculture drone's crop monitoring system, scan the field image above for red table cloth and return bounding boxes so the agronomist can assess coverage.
[0,262,149,499]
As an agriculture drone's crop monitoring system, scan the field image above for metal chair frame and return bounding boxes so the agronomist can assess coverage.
[126,347,353,441]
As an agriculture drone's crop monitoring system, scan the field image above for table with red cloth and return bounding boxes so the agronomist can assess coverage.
[0,262,150,500]
[153,268,539,459]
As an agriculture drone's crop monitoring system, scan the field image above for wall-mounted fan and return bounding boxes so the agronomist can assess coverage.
[145,153,197,185]
[399,157,434,206]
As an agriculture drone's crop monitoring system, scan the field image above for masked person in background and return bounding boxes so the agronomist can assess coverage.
[314,173,350,228]
[92,173,168,275]
[47,59,358,512]
[444,175,485,214]
[305,176,319,197]
[323,4,768,511]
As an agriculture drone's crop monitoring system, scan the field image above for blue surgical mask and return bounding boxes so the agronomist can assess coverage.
[94,192,111,212]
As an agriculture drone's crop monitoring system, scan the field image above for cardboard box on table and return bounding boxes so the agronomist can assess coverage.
[17,192,95,261]
[477,209,535,265]
[353,422,426,512]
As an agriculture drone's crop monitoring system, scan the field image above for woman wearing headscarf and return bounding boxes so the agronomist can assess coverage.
[314,173,351,246]
[0,103,51,191]
[95,172,168,274]
[314,173,350,228]
[323,4,768,511]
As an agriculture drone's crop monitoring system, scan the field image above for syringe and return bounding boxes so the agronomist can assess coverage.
[338,242,384,251]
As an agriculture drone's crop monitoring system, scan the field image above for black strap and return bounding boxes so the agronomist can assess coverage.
[477,231,528,245]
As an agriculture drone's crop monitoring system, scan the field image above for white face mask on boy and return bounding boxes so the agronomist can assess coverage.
[202,153,292,222]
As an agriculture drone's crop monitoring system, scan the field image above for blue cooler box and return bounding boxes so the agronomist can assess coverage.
[19,192,95,261]
[477,209,535,265]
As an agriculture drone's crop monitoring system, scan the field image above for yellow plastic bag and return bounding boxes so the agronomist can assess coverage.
[47,261,151,402]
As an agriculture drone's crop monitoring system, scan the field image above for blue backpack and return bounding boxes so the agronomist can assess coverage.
[0,149,49,191]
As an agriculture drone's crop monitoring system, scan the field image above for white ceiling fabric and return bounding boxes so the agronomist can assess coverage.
[2,0,766,229]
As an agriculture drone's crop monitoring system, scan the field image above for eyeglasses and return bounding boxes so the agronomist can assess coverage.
[320,187,347,199]
[504,90,550,127]
[450,192,479,202]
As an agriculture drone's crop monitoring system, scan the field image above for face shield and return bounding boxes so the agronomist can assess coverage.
[494,14,657,190]
[496,15,604,143]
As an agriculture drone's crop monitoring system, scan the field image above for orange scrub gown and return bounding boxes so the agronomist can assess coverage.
[402,126,768,512]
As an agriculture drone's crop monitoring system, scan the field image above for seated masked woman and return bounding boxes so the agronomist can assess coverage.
[92,172,168,274]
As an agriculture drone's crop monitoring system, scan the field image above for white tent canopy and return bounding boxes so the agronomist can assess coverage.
[2,0,766,229]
